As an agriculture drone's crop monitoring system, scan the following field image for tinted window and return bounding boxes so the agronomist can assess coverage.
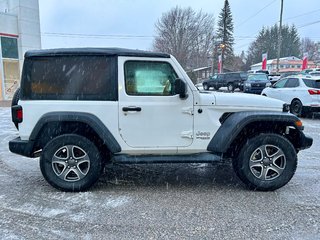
[21,56,117,100]
[225,73,239,80]
[274,79,287,88]
[124,61,178,96]
[303,79,320,89]
[247,74,268,81]
[284,78,299,88]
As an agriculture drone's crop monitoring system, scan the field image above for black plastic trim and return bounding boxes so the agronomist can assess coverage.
[112,153,222,164]
[9,137,36,158]
[207,111,306,153]
[30,112,121,153]
[25,48,170,58]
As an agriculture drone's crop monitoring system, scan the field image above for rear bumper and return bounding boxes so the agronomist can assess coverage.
[302,106,320,114]
[9,137,36,158]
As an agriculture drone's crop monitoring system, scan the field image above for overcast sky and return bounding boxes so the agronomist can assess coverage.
[38,0,320,55]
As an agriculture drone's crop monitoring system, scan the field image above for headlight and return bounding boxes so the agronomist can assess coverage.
[245,83,251,87]
[266,82,272,87]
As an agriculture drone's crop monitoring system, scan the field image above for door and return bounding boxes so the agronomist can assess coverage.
[268,78,288,102]
[118,59,194,148]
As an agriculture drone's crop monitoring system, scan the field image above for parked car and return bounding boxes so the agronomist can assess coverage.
[243,73,271,94]
[309,71,320,77]
[300,69,314,75]
[261,75,320,116]
[9,48,312,192]
[268,73,281,84]
[279,72,300,80]
[202,72,247,91]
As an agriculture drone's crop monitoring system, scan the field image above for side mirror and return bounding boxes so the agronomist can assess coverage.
[174,78,188,99]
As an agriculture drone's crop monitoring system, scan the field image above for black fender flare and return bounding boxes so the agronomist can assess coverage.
[30,112,121,153]
[207,111,303,153]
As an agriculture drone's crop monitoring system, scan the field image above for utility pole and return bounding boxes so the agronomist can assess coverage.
[276,0,284,73]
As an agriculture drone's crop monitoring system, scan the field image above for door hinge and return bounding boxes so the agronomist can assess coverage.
[181,131,193,139]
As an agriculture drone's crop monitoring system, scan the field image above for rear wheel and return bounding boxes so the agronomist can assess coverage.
[290,99,303,117]
[233,133,297,191]
[227,83,234,92]
[40,134,104,192]
[203,84,209,90]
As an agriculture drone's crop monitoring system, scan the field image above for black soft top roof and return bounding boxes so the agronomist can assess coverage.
[25,48,170,58]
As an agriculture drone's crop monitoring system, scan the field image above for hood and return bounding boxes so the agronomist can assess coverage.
[198,91,285,111]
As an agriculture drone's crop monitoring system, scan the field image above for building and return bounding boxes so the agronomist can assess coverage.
[250,56,316,74]
[0,0,41,100]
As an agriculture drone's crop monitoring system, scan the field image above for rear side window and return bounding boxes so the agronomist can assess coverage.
[284,78,299,88]
[21,56,117,101]
[303,79,320,89]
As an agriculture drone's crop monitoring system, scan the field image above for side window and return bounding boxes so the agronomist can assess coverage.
[124,61,178,96]
[284,78,299,88]
[21,56,117,101]
[274,79,287,88]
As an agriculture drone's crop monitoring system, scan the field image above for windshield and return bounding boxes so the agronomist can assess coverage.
[303,79,320,89]
[247,74,268,81]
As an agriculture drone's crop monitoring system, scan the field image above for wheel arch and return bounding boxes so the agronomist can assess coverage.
[207,111,308,158]
[30,112,121,155]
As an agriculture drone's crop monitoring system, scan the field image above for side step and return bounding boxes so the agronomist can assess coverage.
[111,153,223,164]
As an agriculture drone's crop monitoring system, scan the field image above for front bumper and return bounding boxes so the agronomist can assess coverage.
[298,133,313,150]
[9,137,36,158]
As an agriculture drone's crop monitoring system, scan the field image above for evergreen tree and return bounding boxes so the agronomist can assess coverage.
[215,0,234,68]
[246,24,301,68]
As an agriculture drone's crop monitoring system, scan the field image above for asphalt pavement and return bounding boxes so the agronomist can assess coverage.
[0,106,319,239]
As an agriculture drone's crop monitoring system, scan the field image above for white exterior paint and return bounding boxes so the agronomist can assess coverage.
[17,55,285,155]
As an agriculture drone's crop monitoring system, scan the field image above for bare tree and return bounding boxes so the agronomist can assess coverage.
[153,6,214,70]
[300,37,319,61]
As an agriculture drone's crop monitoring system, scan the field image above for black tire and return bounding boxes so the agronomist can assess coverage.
[290,99,303,117]
[214,86,220,91]
[233,133,297,191]
[203,83,209,90]
[40,134,104,192]
[227,83,234,92]
[11,87,21,129]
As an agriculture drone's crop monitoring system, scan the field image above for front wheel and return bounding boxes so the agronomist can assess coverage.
[40,134,104,192]
[233,134,297,191]
[203,83,209,90]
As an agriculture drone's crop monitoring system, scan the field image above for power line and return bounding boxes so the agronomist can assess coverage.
[284,8,320,21]
[298,19,320,28]
[236,0,277,28]
[42,32,155,40]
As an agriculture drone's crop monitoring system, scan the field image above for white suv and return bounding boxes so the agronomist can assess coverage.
[9,48,312,192]
[261,75,320,116]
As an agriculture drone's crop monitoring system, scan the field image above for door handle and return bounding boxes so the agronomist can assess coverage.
[122,106,142,112]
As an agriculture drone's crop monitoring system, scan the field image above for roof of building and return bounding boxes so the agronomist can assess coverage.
[25,48,170,58]
[251,56,303,67]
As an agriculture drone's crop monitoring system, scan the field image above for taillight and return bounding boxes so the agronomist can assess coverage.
[16,108,23,121]
[11,105,23,124]
[308,89,320,95]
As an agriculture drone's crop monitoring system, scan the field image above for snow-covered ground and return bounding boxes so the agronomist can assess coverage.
[0,107,319,239]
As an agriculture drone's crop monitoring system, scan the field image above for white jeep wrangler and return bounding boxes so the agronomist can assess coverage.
[9,48,312,192]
